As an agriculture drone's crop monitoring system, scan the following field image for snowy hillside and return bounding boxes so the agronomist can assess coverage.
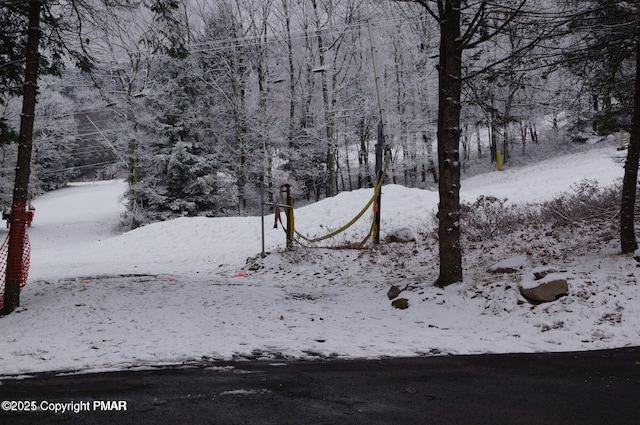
[0,142,638,376]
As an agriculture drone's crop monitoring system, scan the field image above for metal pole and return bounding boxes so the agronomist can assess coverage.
[260,177,266,258]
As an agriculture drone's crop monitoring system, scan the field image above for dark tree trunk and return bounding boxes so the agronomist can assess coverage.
[435,0,463,287]
[1,0,41,315]
[620,42,640,254]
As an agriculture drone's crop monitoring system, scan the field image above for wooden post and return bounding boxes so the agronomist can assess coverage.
[373,170,382,244]
[373,122,383,244]
[282,184,294,250]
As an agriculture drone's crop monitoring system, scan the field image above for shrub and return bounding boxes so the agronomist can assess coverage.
[458,180,623,242]
[539,179,621,226]
[460,195,536,241]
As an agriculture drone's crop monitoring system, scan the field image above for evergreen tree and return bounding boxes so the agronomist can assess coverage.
[564,0,636,134]
[129,50,236,225]
[562,0,640,253]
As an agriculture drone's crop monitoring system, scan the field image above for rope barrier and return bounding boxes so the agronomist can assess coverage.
[278,152,391,246]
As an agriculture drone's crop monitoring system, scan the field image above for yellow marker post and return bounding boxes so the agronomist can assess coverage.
[496,151,503,171]
[279,184,295,250]
[619,130,631,151]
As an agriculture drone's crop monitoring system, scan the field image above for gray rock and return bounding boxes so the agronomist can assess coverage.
[488,255,527,274]
[392,298,409,309]
[520,273,569,303]
[532,266,559,280]
[387,285,402,300]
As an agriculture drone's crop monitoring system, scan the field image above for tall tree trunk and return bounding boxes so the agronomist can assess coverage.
[358,118,369,188]
[620,41,640,254]
[435,0,463,287]
[231,43,248,215]
[281,0,297,179]
[234,92,247,215]
[254,4,274,205]
[126,93,140,225]
[2,0,42,315]
[312,0,336,198]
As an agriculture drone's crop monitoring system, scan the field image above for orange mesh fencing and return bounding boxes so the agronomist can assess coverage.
[0,232,31,310]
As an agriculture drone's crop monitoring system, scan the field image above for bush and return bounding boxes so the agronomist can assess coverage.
[458,180,623,242]
[539,179,620,226]
[460,195,536,241]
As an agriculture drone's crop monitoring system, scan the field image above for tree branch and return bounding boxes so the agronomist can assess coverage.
[391,0,441,23]
[463,0,526,49]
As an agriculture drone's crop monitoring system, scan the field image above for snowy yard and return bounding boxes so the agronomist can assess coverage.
[1,141,638,376]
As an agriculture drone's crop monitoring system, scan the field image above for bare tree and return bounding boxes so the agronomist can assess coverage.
[244,0,279,205]
[622,41,640,254]
[391,0,532,287]
[274,0,299,184]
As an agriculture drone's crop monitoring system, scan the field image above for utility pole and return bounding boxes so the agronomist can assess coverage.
[1,0,42,316]
[366,0,387,244]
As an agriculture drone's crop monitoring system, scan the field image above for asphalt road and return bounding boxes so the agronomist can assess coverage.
[1,347,639,425]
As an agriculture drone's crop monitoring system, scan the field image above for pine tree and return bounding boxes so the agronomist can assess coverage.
[562,0,640,253]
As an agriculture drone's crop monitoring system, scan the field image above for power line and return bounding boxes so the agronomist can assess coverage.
[83,12,433,61]
[36,160,123,176]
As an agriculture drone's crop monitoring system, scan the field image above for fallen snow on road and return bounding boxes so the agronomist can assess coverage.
[1,142,638,376]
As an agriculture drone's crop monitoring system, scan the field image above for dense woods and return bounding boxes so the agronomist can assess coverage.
[1,0,639,287]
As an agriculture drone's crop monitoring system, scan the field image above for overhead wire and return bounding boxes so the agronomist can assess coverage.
[80,11,434,62]
[36,160,123,176]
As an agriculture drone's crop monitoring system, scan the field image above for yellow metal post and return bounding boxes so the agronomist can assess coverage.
[619,129,631,151]
[496,151,503,171]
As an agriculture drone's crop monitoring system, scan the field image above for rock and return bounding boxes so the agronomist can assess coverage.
[532,266,558,280]
[387,285,402,300]
[386,227,416,243]
[520,273,569,303]
[245,253,268,271]
[487,255,527,274]
[392,298,409,309]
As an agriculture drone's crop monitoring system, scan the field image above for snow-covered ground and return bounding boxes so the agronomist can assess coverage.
[1,141,638,376]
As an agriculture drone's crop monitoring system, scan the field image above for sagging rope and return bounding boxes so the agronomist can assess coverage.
[277,151,391,246]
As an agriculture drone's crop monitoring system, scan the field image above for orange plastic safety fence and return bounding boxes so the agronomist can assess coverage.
[0,232,31,310]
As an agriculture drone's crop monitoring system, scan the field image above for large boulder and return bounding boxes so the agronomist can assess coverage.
[520,273,569,303]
